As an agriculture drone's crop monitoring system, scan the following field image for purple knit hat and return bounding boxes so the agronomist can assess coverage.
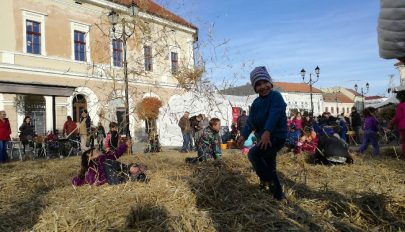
[250,66,273,90]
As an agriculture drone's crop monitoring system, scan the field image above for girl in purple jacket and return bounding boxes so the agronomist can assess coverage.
[72,142,146,186]
[359,108,380,156]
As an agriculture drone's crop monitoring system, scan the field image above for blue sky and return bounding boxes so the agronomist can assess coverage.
[160,0,400,96]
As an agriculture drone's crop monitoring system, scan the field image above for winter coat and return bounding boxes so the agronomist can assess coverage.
[19,122,35,140]
[378,0,405,59]
[197,126,222,159]
[105,131,120,152]
[63,120,78,136]
[363,116,379,132]
[391,102,405,130]
[178,116,191,133]
[237,114,248,131]
[79,116,91,134]
[350,111,362,128]
[72,143,128,186]
[0,118,11,141]
[292,118,303,130]
[242,90,288,140]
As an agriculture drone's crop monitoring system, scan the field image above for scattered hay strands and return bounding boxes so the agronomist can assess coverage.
[0,150,404,231]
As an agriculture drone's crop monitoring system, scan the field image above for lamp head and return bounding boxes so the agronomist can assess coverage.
[129,0,139,17]
[108,10,119,26]
[300,68,306,79]
[315,66,320,76]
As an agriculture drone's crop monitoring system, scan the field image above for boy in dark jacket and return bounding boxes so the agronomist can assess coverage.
[186,118,222,163]
[237,66,288,200]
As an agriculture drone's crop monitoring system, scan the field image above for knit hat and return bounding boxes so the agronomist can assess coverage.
[250,66,272,90]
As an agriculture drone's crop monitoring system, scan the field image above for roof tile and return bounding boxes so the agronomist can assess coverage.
[322,92,354,103]
[112,0,197,29]
[273,82,322,93]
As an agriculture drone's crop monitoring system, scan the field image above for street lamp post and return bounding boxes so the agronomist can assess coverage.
[354,82,369,111]
[108,1,139,138]
[300,66,320,115]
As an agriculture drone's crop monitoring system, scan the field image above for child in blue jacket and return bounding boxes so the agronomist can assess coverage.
[237,66,288,200]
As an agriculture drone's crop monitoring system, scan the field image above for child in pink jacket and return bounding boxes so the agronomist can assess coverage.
[390,90,405,159]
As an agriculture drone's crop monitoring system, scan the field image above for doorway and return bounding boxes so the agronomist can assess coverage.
[72,94,87,123]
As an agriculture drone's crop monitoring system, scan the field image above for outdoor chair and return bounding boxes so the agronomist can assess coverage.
[33,135,48,159]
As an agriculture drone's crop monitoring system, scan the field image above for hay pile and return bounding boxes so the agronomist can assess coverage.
[0,149,404,231]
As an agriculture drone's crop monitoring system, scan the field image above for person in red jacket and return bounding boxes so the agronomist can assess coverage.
[389,90,405,159]
[0,110,11,163]
[63,116,78,137]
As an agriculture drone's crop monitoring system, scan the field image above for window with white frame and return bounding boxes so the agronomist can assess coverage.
[22,10,46,55]
[70,22,90,62]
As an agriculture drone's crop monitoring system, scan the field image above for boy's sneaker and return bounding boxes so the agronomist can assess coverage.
[274,192,286,201]
[259,181,270,191]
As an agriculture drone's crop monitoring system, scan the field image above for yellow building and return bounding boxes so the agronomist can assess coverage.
[0,0,197,139]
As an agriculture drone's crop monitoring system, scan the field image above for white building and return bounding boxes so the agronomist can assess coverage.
[322,92,354,116]
[322,87,364,111]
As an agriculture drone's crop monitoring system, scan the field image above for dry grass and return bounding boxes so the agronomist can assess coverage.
[0,148,404,232]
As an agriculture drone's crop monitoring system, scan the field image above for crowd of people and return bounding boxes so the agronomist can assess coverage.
[0,65,404,200]
[0,108,131,162]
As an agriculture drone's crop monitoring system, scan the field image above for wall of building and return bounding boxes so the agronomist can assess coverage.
[0,0,196,140]
[282,92,323,116]
[322,102,354,116]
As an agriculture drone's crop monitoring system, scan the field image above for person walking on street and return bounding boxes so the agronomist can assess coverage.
[0,111,11,163]
[350,107,362,144]
[178,111,192,153]
[19,116,35,154]
[79,110,91,151]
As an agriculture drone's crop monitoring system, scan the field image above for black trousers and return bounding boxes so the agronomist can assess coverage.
[104,159,130,185]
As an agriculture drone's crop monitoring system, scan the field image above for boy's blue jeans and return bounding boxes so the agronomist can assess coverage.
[248,137,285,198]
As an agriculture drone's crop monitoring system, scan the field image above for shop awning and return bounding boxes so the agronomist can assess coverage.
[0,81,76,97]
